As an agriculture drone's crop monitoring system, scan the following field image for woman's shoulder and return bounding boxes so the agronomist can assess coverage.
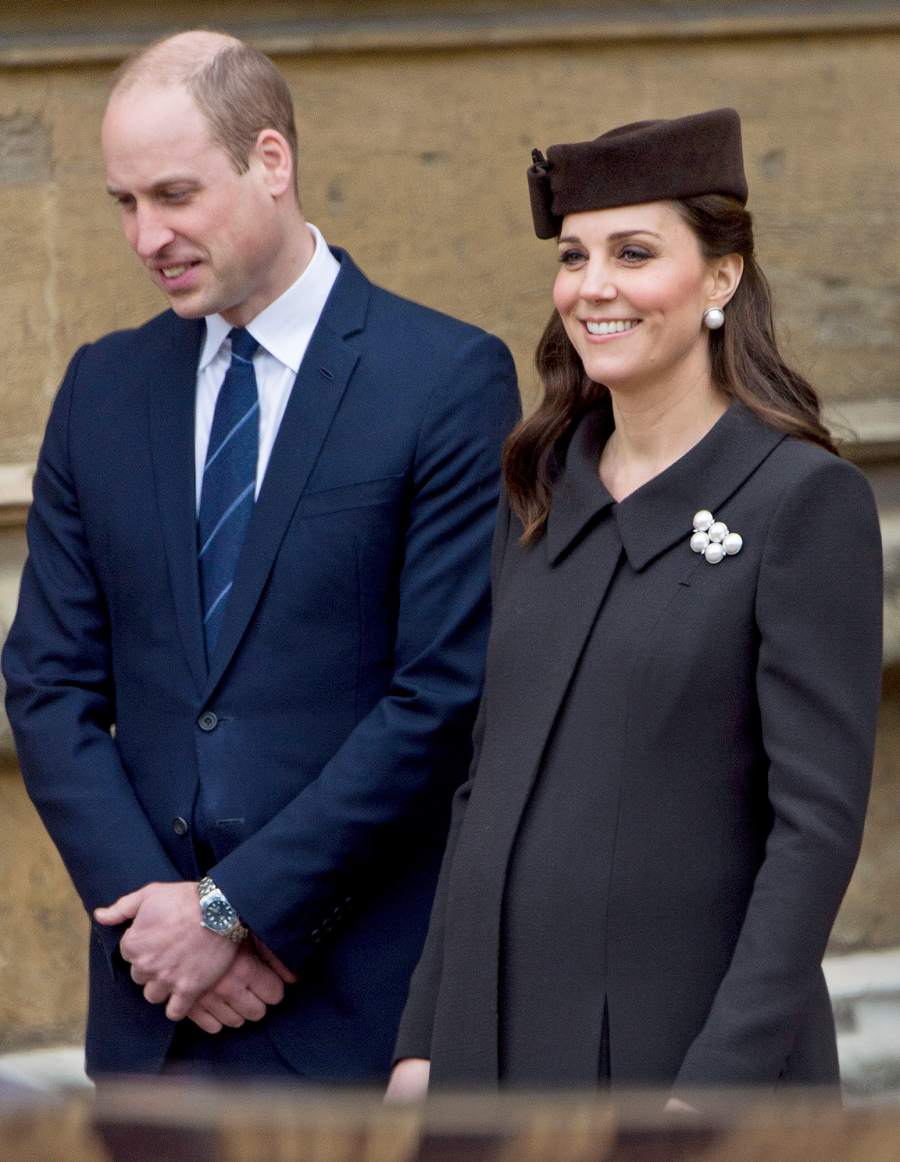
[749,415,874,502]
[755,430,880,567]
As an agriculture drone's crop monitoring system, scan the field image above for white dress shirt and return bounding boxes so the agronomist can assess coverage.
[194,222,341,507]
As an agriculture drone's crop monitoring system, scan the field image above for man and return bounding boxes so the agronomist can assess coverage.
[3,30,519,1080]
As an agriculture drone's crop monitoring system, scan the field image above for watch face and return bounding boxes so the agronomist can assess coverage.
[202,895,237,933]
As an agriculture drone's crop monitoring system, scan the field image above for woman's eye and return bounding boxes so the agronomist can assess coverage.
[619,246,652,262]
[558,249,587,266]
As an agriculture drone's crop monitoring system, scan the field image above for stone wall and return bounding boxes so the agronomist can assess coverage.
[2,3,898,462]
[1,1,897,1050]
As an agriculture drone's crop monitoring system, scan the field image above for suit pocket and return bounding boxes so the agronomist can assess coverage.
[296,475,406,518]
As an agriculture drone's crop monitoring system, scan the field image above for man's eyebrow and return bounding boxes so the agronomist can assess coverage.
[106,178,202,197]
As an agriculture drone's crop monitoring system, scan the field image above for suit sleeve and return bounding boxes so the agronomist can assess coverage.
[2,348,182,964]
[392,497,513,1061]
[211,332,520,966]
[675,455,883,1090]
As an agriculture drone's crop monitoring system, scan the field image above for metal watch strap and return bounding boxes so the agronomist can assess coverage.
[197,876,248,943]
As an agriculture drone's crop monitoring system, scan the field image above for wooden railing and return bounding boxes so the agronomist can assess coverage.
[5,1082,900,1162]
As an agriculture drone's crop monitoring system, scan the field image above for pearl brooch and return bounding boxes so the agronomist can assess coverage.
[690,509,743,565]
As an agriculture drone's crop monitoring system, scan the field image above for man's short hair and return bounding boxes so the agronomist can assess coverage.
[112,35,300,198]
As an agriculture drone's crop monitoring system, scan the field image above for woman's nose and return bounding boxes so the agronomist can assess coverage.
[578,260,617,301]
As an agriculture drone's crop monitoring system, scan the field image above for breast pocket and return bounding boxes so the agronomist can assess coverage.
[273,473,409,616]
[295,474,407,519]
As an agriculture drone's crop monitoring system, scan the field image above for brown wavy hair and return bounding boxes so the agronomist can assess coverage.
[504,195,836,543]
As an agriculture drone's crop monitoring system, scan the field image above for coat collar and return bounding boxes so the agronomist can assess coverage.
[545,405,615,564]
[547,399,786,571]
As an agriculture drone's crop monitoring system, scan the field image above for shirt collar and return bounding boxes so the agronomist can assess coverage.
[198,222,341,372]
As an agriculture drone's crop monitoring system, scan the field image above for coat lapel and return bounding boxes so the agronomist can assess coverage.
[146,314,208,695]
[442,414,621,1080]
[203,251,369,696]
[615,403,785,571]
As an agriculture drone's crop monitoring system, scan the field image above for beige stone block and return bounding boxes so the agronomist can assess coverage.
[0,762,87,1049]
[3,30,899,431]
[834,681,900,951]
[0,525,28,763]
[0,184,57,464]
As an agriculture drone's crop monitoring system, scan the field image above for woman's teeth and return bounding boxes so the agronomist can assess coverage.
[585,319,639,335]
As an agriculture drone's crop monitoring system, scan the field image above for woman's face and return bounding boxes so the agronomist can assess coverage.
[552,201,731,394]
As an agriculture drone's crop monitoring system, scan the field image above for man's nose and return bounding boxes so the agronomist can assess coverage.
[130,206,176,259]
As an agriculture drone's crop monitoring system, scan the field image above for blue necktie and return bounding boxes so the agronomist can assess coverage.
[198,327,260,659]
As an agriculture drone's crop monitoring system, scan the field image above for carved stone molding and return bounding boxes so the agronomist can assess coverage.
[0,464,33,529]
[3,3,899,67]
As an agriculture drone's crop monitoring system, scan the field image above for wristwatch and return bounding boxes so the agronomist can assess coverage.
[197,876,248,943]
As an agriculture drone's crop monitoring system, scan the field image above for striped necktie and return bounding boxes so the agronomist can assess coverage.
[197,327,260,659]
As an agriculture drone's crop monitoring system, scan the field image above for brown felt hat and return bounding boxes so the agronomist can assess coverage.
[528,108,748,239]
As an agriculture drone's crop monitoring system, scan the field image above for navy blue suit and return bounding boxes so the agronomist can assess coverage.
[3,249,520,1079]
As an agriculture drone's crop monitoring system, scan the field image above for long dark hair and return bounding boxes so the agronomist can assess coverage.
[504,195,836,543]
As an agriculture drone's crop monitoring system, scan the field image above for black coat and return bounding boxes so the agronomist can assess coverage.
[395,403,883,1093]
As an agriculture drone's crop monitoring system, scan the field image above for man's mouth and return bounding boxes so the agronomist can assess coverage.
[161,264,191,279]
[584,319,641,336]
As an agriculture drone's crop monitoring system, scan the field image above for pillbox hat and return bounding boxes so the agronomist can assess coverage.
[528,107,747,239]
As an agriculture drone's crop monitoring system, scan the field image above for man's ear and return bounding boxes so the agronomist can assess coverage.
[253,128,294,197]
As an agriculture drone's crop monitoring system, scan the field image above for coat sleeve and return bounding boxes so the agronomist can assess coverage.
[675,454,883,1091]
[210,333,521,967]
[393,496,514,1061]
[2,348,183,965]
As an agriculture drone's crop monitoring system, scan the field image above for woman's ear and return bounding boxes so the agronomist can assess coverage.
[708,252,744,309]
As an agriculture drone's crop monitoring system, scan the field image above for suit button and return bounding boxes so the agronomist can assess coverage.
[172,816,189,836]
[198,711,218,732]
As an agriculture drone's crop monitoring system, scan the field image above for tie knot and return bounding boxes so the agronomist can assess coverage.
[229,327,259,363]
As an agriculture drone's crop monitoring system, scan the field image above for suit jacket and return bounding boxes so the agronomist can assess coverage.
[395,402,883,1093]
[3,248,520,1079]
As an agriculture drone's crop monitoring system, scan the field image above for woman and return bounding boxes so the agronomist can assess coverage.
[388,109,883,1102]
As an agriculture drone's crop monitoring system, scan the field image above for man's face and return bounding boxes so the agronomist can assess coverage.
[102,82,282,325]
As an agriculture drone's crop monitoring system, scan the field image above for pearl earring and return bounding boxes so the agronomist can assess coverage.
[703,307,725,330]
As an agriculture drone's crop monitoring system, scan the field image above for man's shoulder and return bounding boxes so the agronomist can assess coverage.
[336,248,507,353]
[370,282,489,340]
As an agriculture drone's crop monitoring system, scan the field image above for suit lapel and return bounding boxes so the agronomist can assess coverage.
[203,252,369,696]
[146,314,208,695]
